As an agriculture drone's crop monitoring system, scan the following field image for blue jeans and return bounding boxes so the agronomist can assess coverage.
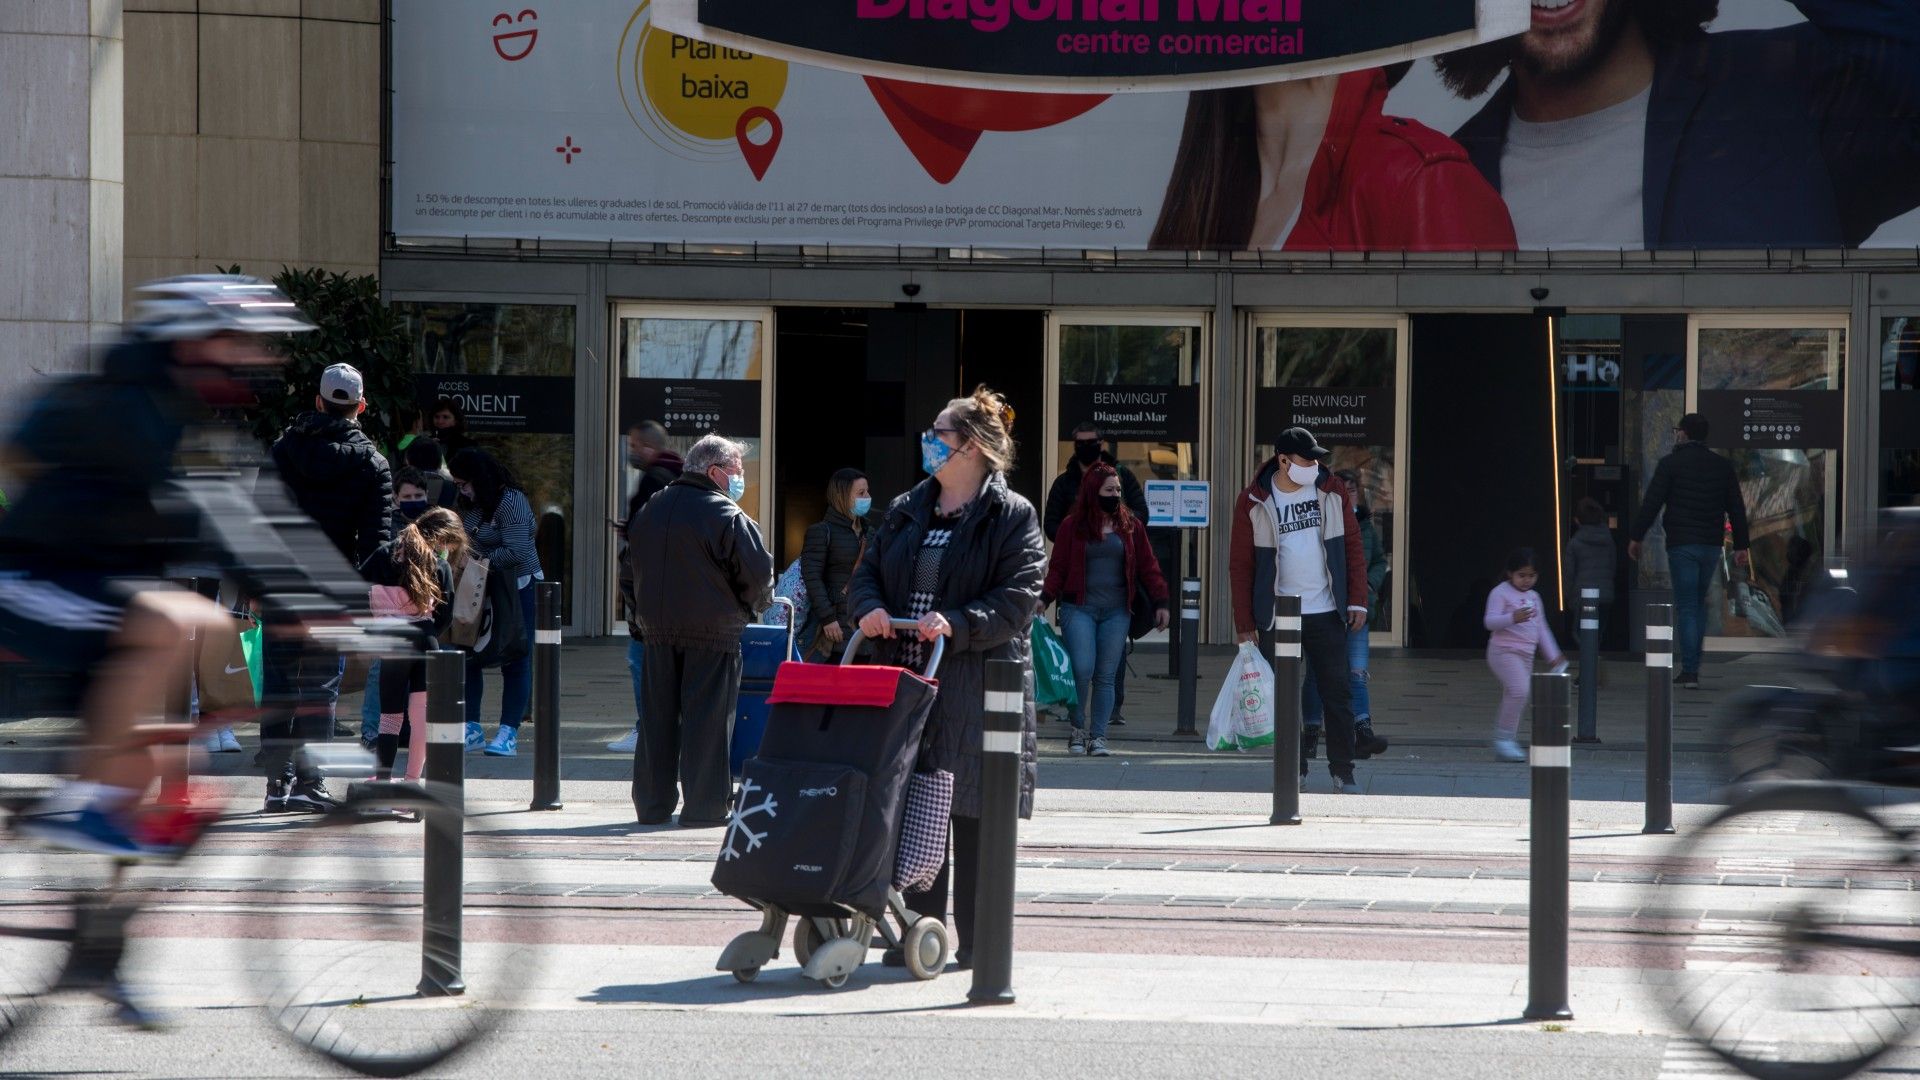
[1668,544,1719,675]
[627,638,645,733]
[360,659,381,744]
[1302,623,1370,730]
[467,582,538,731]
[1060,603,1130,741]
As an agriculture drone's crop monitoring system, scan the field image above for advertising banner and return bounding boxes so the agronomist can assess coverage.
[1255,386,1394,447]
[1058,383,1201,443]
[392,1,1920,251]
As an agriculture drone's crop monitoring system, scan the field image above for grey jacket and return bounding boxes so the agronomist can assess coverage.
[1563,523,1618,606]
[849,472,1046,820]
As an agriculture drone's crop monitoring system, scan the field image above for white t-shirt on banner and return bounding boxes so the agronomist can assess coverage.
[1499,87,1650,251]
[1269,480,1335,615]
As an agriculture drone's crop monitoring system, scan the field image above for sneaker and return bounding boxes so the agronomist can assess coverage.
[1330,770,1359,794]
[195,730,223,754]
[1355,724,1389,760]
[1108,713,1127,727]
[215,728,242,754]
[607,729,640,754]
[1067,729,1087,755]
[284,779,342,814]
[103,982,165,1031]
[1492,738,1527,763]
[1676,671,1701,689]
[1089,737,1110,757]
[484,726,518,757]
[17,807,147,858]
[464,721,485,753]
[263,778,290,813]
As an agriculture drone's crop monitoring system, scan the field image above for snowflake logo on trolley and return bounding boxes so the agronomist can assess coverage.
[720,778,778,860]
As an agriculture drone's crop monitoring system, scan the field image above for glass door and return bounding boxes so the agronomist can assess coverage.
[1045,312,1208,637]
[1882,316,1920,510]
[1687,315,1847,648]
[610,305,774,635]
[1249,317,1408,645]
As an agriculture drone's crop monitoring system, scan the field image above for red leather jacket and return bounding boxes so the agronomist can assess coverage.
[1285,70,1516,252]
[1043,512,1170,614]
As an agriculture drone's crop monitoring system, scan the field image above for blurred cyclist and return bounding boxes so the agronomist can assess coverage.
[0,276,361,856]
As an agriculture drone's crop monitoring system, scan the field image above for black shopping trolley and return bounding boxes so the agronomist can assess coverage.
[712,620,950,987]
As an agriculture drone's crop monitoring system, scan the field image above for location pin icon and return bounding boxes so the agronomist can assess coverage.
[735,107,783,181]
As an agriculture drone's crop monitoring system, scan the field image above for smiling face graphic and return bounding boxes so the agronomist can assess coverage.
[493,9,538,61]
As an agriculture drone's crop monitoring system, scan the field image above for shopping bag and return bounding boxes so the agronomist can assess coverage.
[196,612,259,715]
[1030,619,1077,707]
[465,564,528,670]
[443,555,490,647]
[1207,641,1276,751]
[892,768,954,893]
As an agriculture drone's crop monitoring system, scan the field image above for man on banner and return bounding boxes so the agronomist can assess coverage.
[1437,0,1920,249]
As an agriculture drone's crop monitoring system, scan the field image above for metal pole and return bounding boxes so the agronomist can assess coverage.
[419,649,466,997]
[530,580,564,812]
[1268,594,1302,826]
[969,658,1023,1005]
[1575,589,1601,744]
[1174,578,1200,737]
[1643,603,1675,835]
[1523,670,1574,1022]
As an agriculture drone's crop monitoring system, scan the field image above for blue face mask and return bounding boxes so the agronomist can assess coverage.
[726,471,746,503]
[921,430,954,477]
[852,496,873,518]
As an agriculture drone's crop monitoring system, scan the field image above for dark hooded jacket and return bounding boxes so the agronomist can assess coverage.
[619,450,685,639]
[1043,451,1148,543]
[1630,441,1750,551]
[272,410,393,569]
[800,507,868,650]
[630,472,774,652]
[850,472,1046,820]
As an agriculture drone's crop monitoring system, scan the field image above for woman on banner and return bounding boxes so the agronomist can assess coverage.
[851,386,1045,969]
[1150,67,1516,252]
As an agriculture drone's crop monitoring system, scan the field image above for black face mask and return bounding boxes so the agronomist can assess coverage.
[1097,494,1122,515]
[1073,441,1102,465]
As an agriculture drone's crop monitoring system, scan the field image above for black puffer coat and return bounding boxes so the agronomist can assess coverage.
[271,411,393,568]
[1630,442,1750,550]
[800,508,866,649]
[850,472,1045,820]
[631,473,775,652]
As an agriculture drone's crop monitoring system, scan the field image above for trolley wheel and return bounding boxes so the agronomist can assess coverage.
[793,917,851,969]
[820,971,849,990]
[902,917,949,981]
[1646,783,1920,1080]
[732,966,760,984]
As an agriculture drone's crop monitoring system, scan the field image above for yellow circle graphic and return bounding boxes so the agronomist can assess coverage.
[639,24,788,143]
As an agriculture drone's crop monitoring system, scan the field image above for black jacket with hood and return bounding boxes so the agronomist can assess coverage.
[1630,441,1750,551]
[800,507,867,647]
[630,472,775,652]
[849,471,1046,820]
[272,410,393,569]
[1043,452,1149,543]
[618,450,685,639]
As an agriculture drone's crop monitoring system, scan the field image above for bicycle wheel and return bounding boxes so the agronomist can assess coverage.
[0,798,118,1045]
[250,780,547,1078]
[1646,783,1920,1080]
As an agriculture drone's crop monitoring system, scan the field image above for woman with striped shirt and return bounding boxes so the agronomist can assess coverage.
[448,447,545,757]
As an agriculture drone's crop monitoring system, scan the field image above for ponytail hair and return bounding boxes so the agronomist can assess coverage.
[944,384,1018,474]
[395,507,468,613]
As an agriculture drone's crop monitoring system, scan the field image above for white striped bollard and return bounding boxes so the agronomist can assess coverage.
[1523,670,1573,1021]
[1643,603,1675,835]
[1575,588,1601,743]
[1267,594,1302,826]
[530,581,563,812]
[969,658,1022,1005]
[419,649,466,996]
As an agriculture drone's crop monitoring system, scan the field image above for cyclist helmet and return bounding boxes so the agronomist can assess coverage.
[129,275,315,341]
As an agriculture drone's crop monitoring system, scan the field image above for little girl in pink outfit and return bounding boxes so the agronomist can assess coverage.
[1484,548,1566,762]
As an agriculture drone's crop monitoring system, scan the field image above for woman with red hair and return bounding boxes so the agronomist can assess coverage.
[1041,463,1170,756]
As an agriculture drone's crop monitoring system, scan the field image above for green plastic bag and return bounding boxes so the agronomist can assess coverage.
[238,614,263,704]
[1030,619,1077,708]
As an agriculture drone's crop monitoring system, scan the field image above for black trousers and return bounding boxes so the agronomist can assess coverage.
[902,814,981,954]
[1301,611,1357,774]
[634,643,739,822]
[258,638,341,784]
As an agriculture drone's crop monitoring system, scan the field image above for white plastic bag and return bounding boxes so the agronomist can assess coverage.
[1208,641,1277,751]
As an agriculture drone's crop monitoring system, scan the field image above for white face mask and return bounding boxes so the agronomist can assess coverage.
[1286,460,1320,487]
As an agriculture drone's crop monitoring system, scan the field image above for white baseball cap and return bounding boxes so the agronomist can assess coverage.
[320,363,365,405]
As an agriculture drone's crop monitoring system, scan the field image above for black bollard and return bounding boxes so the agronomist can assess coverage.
[419,649,466,997]
[530,581,564,812]
[1267,594,1302,826]
[1575,589,1601,744]
[1643,603,1675,835]
[969,659,1023,1005]
[1174,578,1201,737]
[1523,671,1574,1022]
